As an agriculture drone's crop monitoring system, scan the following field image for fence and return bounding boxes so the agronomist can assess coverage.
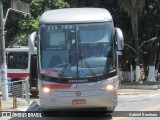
[0,78,30,108]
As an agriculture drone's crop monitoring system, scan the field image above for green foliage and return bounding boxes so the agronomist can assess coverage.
[2,0,160,70]
[118,0,145,16]
[30,0,69,17]
[140,0,160,38]
[19,17,39,31]
[4,0,70,46]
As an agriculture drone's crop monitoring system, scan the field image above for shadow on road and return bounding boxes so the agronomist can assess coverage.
[8,107,113,120]
[8,113,113,120]
[7,98,113,120]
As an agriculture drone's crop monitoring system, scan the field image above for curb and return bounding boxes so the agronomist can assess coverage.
[118,91,147,95]
[119,85,160,90]
[118,90,146,95]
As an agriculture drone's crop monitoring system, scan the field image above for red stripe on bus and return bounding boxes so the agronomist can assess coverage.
[8,73,29,80]
[42,84,72,89]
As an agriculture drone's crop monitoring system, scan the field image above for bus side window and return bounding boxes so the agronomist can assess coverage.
[8,52,28,69]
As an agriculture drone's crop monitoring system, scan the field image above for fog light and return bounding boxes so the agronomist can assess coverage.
[43,87,50,93]
[106,84,114,90]
[112,95,117,101]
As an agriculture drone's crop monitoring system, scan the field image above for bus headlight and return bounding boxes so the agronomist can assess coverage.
[101,83,116,91]
[106,84,114,90]
[43,87,50,93]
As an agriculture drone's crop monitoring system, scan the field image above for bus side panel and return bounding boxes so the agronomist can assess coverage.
[29,54,38,95]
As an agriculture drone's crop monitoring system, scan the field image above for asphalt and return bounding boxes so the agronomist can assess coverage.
[0,86,159,112]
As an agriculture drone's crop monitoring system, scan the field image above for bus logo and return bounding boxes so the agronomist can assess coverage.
[76,91,81,96]
[69,79,88,83]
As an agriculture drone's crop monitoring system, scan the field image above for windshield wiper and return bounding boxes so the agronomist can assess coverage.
[58,63,72,77]
[79,44,97,78]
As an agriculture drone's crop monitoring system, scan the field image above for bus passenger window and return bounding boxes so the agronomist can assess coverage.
[7,52,28,69]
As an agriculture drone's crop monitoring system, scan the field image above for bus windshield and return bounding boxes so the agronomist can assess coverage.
[39,22,116,78]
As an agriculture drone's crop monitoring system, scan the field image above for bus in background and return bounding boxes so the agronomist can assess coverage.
[29,8,124,113]
[5,47,38,96]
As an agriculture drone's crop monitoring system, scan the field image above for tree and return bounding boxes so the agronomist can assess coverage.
[118,0,145,82]
[4,0,70,47]
[139,0,160,81]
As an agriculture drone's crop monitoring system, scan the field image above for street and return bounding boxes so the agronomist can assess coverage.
[1,89,160,120]
[113,89,160,120]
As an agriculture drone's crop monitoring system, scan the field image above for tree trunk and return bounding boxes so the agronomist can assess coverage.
[122,71,130,81]
[130,65,134,81]
[136,66,141,82]
[155,42,160,80]
[147,66,156,81]
[147,41,157,81]
[131,9,141,82]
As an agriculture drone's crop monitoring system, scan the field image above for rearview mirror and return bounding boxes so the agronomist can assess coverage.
[115,28,124,50]
[28,31,37,54]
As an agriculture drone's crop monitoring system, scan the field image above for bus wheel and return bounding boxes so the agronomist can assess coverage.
[107,107,115,113]
[30,91,38,97]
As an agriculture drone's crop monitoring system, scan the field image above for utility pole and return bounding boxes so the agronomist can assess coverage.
[0,0,8,100]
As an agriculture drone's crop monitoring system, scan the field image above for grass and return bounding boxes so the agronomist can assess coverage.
[120,81,160,85]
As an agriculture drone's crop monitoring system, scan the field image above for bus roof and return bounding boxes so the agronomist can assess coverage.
[5,48,29,52]
[39,8,112,24]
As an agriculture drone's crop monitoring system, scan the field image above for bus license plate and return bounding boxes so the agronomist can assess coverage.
[72,99,86,105]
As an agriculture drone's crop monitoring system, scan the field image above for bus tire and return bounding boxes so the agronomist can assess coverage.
[106,107,115,113]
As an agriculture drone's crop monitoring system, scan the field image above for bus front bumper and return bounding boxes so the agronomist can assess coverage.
[39,89,118,110]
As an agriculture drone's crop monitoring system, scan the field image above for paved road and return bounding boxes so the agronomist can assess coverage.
[113,89,160,120]
[1,89,160,120]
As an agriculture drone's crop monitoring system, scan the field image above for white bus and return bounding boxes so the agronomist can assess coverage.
[5,47,38,96]
[6,47,30,80]
[29,8,124,112]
